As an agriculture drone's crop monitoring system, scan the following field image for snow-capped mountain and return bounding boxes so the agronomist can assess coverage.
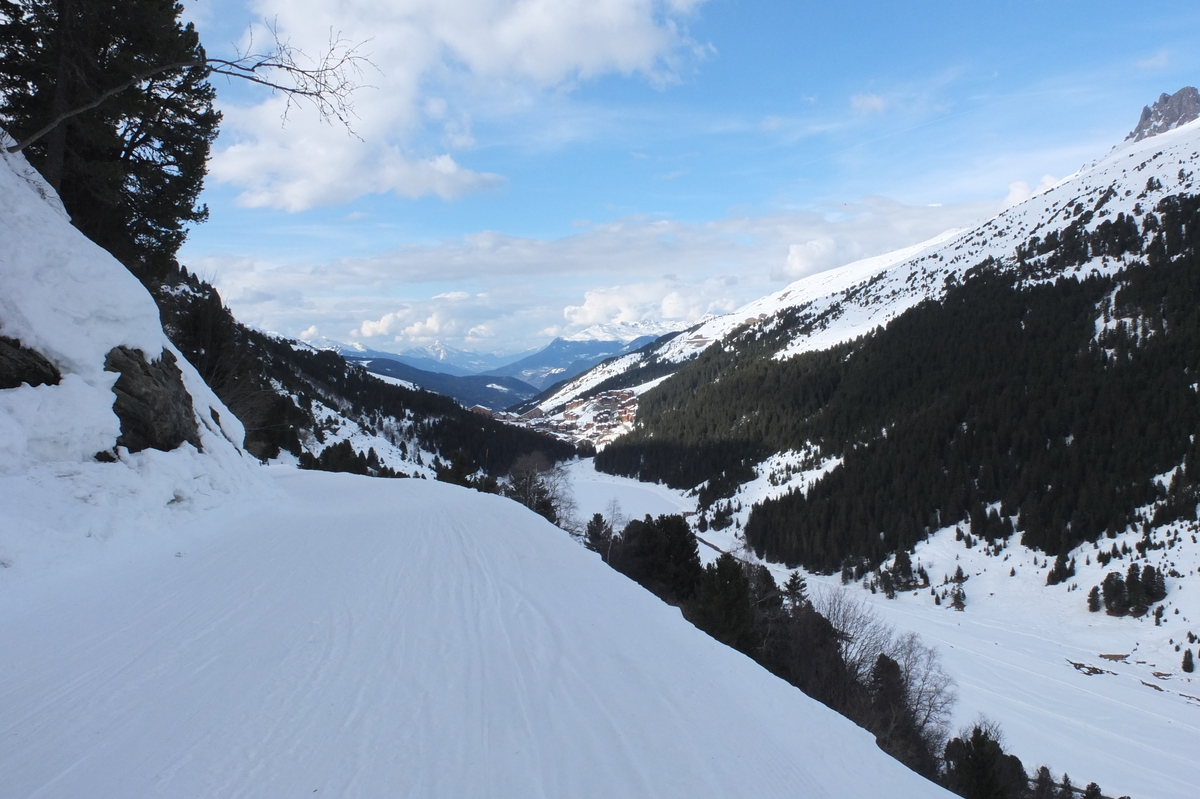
[396,340,526,375]
[0,131,953,799]
[540,89,1200,448]
[550,90,1200,798]
[563,320,688,343]
[484,334,662,390]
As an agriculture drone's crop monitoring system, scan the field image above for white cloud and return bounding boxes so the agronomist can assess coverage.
[1138,50,1170,70]
[851,93,888,114]
[1001,174,1059,209]
[204,196,996,353]
[207,0,709,209]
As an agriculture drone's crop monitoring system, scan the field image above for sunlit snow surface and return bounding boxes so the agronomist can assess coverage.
[702,495,1200,799]
[0,471,950,799]
[566,457,694,524]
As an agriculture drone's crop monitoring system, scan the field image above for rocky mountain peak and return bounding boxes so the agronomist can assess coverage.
[1127,86,1200,142]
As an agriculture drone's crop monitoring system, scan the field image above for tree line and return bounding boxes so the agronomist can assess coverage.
[582,511,1122,798]
[602,196,1200,574]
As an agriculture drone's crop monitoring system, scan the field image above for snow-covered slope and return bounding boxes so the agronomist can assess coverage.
[697,496,1200,799]
[0,470,956,798]
[0,140,261,577]
[541,112,1200,435]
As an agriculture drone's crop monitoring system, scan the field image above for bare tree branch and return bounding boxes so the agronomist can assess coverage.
[5,23,372,154]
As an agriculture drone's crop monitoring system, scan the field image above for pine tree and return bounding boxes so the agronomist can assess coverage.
[1101,571,1129,614]
[951,583,967,611]
[687,553,758,653]
[942,724,1027,799]
[1086,585,1101,613]
[1031,767,1057,799]
[0,0,220,284]
[584,513,613,561]
[1184,648,1195,673]
[783,570,808,610]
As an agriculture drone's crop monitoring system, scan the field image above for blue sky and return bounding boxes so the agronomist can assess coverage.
[179,0,1200,354]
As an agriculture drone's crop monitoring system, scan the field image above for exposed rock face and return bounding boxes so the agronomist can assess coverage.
[104,346,201,453]
[0,335,61,389]
[1127,87,1200,142]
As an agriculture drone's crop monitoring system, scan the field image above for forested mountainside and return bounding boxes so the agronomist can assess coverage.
[155,269,575,476]
[596,110,1200,573]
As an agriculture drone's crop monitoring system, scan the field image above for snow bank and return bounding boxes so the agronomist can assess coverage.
[0,138,261,576]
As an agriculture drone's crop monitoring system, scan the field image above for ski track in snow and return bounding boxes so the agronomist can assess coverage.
[0,469,952,799]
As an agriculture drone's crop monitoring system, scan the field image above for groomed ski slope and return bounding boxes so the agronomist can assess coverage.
[0,469,951,799]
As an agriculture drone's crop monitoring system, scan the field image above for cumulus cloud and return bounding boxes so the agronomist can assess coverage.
[207,0,709,209]
[204,196,997,353]
[1001,174,1059,209]
[563,281,728,327]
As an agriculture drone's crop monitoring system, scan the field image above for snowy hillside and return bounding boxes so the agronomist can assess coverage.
[561,92,1200,798]
[0,471,955,798]
[540,109,1200,438]
[0,138,260,577]
[0,136,954,797]
[692,472,1200,799]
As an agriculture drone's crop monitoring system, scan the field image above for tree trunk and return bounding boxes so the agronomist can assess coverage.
[41,0,75,189]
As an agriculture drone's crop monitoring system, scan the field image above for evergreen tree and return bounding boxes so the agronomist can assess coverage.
[866,651,939,777]
[0,0,220,284]
[584,513,613,561]
[1125,561,1146,614]
[1046,553,1075,586]
[686,553,758,653]
[1030,767,1057,799]
[610,514,702,605]
[1184,648,1195,673]
[783,570,808,610]
[1082,783,1103,799]
[1086,585,1101,613]
[1101,571,1129,615]
[942,724,1027,799]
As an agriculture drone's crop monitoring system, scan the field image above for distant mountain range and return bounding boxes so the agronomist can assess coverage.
[309,329,675,408]
[350,357,541,411]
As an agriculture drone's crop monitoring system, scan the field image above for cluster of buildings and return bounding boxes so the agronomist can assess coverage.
[500,389,639,448]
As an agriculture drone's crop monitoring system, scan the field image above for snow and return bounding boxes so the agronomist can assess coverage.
[365,371,417,391]
[0,135,953,798]
[0,138,262,579]
[0,469,958,798]
[564,320,687,343]
[806,522,1200,799]
[566,458,694,524]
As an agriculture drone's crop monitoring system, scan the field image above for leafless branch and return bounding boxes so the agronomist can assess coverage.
[208,22,372,135]
[5,22,372,154]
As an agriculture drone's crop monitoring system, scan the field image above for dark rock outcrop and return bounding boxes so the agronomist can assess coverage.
[0,335,61,389]
[1127,87,1200,142]
[104,346,201,453]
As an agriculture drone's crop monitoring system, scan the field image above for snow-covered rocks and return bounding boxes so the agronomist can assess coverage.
[0,138,259,575]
